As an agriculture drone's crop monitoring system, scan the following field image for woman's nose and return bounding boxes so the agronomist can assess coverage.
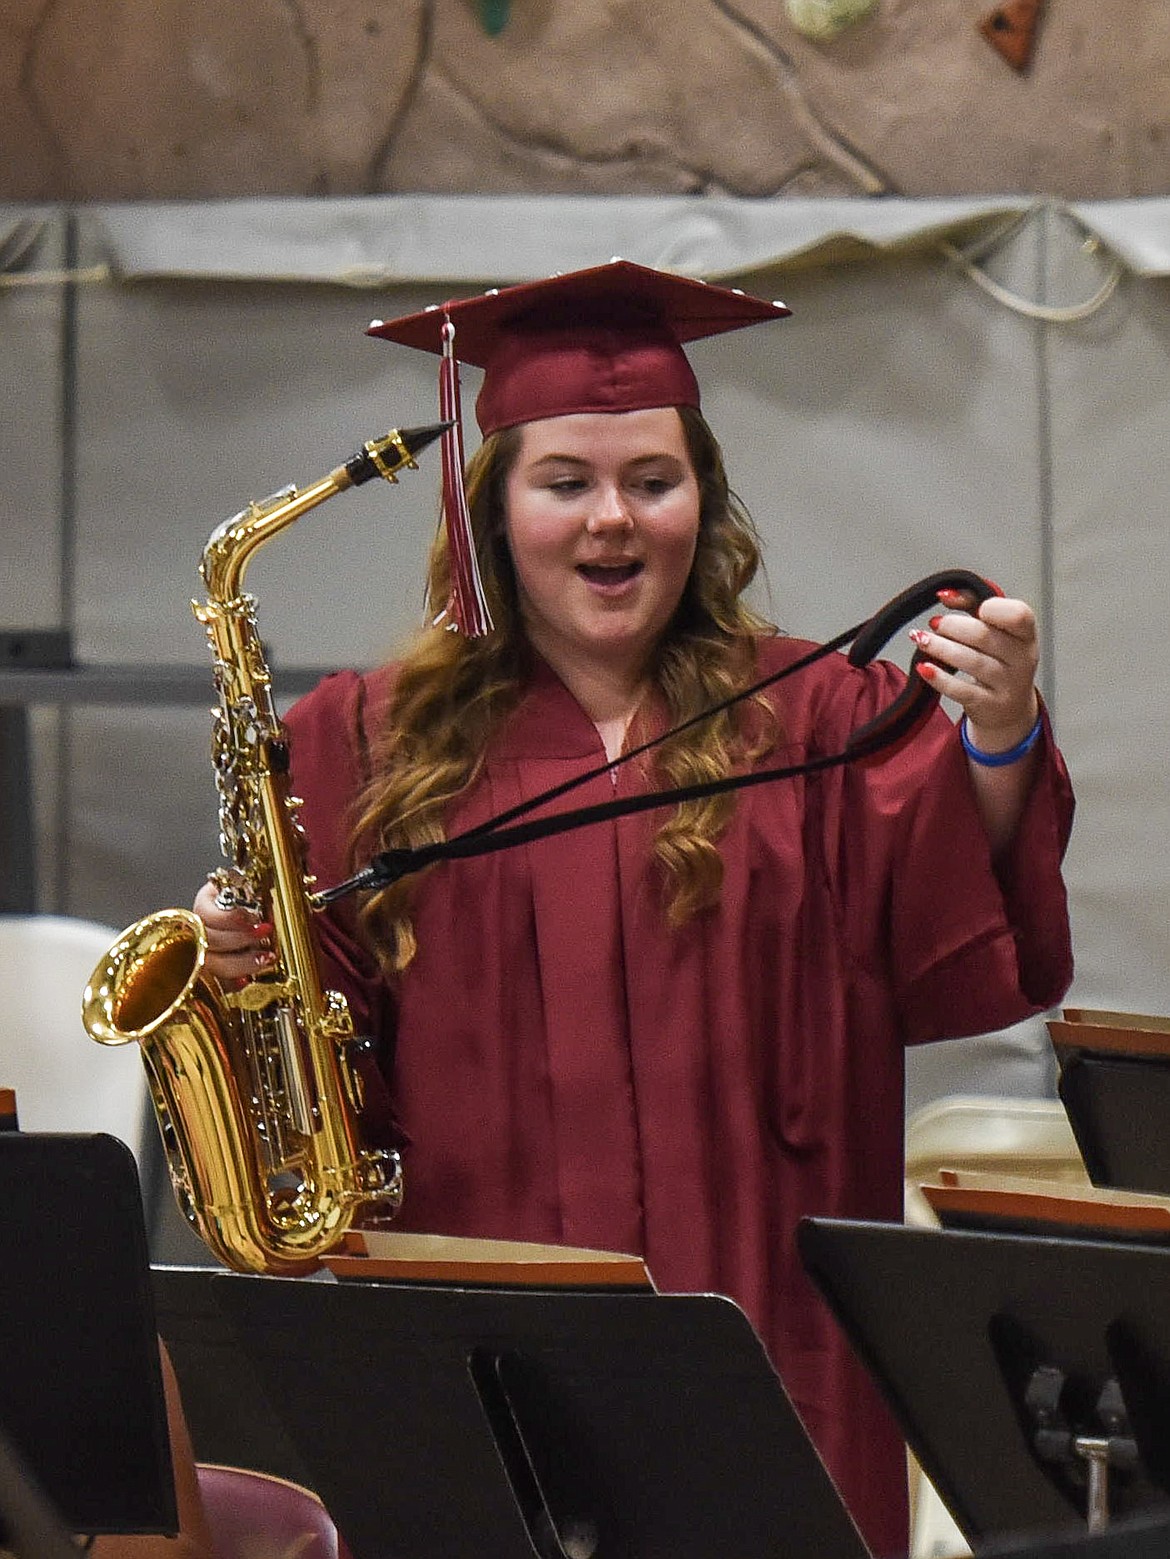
[585,484,634,532]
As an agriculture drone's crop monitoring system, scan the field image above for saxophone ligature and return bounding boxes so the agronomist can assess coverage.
[82,423,446,1274]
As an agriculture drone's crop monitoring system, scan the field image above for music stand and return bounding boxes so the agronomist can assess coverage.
[797,1218,1170,1547]
[1048,1014,1170,1196]
[150,1264,316,1488]
[0,1132,177,1535]
[0,1423,85,1559]
[186,1268,870,1559]
[1057,1054,1170,1195]
[976,1513,1170,1559]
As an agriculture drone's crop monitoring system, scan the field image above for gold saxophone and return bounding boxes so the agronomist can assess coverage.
[82,424,446,1275]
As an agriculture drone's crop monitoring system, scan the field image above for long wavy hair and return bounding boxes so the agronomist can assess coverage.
[351,405,777,973]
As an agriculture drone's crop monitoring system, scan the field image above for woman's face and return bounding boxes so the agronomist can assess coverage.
[502,407,701,684]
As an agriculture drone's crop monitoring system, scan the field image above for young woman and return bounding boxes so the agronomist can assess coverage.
[195,262,1073,1553]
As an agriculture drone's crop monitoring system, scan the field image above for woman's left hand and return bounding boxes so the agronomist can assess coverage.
[911,590,1040,752]
[910,588,1043,855]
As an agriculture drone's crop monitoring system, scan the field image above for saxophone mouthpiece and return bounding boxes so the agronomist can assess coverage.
[398,421,453,458]
[343,422,454,487]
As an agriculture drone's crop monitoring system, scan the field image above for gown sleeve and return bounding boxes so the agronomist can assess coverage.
[821,657,1075,1044]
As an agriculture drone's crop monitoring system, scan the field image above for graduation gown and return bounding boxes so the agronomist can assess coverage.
[285,635,1075,1556]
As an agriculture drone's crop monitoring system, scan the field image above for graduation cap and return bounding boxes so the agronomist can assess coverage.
[367,260,791,637]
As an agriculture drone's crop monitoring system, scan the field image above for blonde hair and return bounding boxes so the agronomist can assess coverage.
[351,406,777,972]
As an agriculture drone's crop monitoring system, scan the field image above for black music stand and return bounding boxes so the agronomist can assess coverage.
[976,1513,1170,1559]
[1046,1015,1170,1197]
[797,1218,1170,1548]
[1056,1053,1170,1196]
[0,1423,85,1559]
[0,1132,177,1536]
[172,1267,870,1559]
[151,1264,316,1488]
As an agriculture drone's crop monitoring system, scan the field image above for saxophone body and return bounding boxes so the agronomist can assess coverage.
[83,426,443,1274]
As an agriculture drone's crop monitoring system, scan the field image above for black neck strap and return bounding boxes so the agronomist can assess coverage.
[315,568,996,903]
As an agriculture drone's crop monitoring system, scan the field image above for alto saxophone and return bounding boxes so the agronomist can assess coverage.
[82,424,445,1275]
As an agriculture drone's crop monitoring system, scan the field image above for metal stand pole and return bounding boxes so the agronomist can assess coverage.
[1075,1436,1112,1533]
[0,705,36,913]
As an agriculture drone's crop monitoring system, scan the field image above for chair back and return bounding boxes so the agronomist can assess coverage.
[904,1091,1087,1227]
[195,1465,346,1559]
[0,913,149,1164]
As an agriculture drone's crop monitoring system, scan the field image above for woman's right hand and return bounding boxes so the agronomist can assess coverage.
[193,879,276,985]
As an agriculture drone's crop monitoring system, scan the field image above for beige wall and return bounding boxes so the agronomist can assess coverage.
[4,0,1169,204]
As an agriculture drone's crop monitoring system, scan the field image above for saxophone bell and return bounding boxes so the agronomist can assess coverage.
[84,907,208,1049]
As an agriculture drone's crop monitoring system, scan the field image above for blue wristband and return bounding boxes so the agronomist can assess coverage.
[959,712,1044,768]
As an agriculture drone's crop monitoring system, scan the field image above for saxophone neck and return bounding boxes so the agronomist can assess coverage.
[198,422,448,603]
[201,472,345,603]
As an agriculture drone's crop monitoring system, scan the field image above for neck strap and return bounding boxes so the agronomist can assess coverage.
[315,568,996,903]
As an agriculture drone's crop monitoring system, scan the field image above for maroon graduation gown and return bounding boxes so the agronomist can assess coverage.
[285,635,1075,1557]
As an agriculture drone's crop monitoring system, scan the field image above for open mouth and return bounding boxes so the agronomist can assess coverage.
[577,561,643,586]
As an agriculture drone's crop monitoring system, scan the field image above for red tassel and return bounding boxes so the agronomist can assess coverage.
[438,319,493,637]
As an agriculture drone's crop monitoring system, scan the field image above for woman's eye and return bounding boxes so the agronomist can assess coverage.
[548,477,587,494]
[635,475,673,497]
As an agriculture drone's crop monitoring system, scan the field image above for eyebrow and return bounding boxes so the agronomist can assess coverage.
[525,451,686,470]
[526,453,591,469]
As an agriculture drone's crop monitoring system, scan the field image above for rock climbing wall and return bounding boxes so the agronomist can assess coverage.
[3,0,1166,203]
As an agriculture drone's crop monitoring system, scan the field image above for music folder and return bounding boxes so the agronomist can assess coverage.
[797,1217,1170,1548]
[178,1266,871,1559]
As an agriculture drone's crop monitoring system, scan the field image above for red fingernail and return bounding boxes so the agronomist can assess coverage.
[909,629,930,647]
[254,921,274,936]
[928,615,943,631]
[916,662,939,682]
[936,589,966,607]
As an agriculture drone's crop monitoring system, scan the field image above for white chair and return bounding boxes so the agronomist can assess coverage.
[903,1094,1089,1559]
[905,1091,1088,1227]
[0,913,150,1167]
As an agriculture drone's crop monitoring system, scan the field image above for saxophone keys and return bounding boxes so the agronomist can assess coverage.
[225,980,295,1012]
